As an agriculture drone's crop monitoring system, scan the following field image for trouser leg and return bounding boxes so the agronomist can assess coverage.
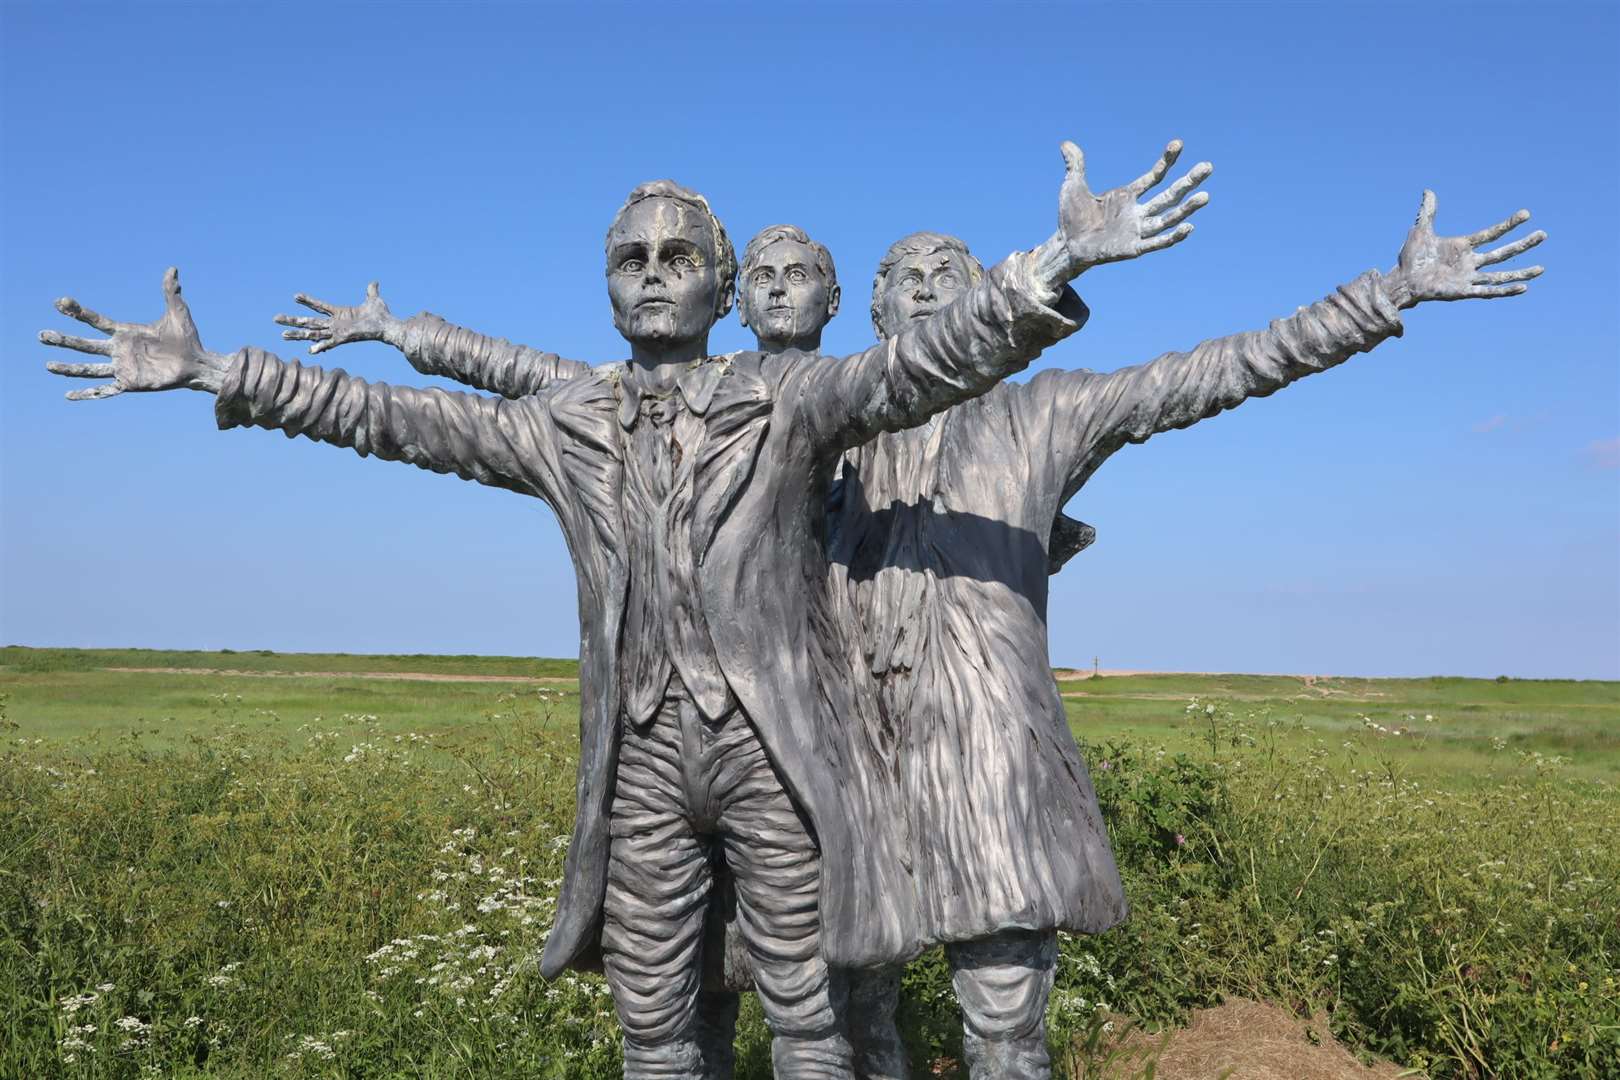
[720,741,852,1078]
[848,965,906,1080]
[946,929,1057,1080]
[601,709,712,1078]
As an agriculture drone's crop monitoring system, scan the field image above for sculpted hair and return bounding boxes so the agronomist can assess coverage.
[869,232,984,339]
[606,180,738,313]
[739,224,839,294]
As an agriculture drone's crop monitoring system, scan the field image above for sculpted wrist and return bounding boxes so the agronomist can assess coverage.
[1381,268,1419,311]
[1033,234,1082,292]
[396,314,431,367]
[188,350,234,395]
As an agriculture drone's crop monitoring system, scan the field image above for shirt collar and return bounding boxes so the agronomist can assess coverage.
[617,358,728,430]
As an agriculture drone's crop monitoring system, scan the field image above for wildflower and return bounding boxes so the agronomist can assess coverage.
[1174,833,1186,847]
[95,982,116,993]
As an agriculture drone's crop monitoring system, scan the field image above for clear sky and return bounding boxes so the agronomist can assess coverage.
[2,2,1616,679]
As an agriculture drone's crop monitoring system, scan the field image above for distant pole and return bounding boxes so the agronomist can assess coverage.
[1093,656,1100,677]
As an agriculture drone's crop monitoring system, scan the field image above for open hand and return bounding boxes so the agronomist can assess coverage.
[41,268,227,399]
[1387,192,1545,308]
[1056,139,1213,273]
[274,281,400,355]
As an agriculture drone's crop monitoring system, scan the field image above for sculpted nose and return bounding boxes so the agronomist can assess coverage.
[768,278,787,298]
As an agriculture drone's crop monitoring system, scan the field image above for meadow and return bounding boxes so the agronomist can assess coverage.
[2,647,1616,1078]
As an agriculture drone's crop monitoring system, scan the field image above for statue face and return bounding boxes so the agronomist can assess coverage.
[740,238,837,349]
[876,249,974,338]
[606,197,726,347]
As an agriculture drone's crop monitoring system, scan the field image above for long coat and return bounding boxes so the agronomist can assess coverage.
[825,269,1404,949]
[212,253,1087,972]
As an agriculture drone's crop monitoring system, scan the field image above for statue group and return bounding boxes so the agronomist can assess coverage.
[43,138,1544,1079]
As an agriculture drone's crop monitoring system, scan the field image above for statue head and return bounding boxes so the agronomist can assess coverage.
[737,224,841,353]
[604,180,737,350]
[870,231,983,339]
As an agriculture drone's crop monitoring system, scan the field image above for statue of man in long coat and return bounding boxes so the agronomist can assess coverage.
[826,187,1543,1077]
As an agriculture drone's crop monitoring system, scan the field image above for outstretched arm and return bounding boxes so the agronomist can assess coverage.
[274,282,589,399]
[43,269,558,500]
[1035,191,1546,500]
[801,138,1213,452]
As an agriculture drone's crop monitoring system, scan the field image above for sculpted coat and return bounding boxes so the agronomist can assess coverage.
[825,270,1404,951]
[210,253,1087,972]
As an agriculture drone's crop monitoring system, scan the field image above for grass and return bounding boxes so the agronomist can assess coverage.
[2,649,1616,1078]
[0,647,578,748]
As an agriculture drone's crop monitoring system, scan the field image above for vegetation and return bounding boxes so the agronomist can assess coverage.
[2,650,1615,1077]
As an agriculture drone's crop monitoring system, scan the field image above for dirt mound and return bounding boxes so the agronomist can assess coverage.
[1094,998,1416,1079]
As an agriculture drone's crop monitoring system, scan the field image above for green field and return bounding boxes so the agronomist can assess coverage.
[3,648,1616,1078]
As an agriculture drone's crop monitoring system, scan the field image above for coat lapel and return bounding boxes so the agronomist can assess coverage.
[547,368,628,578]
[689,355,775,558]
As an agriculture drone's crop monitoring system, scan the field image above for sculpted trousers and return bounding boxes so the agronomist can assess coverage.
[600,681,852,1079]
[947,929,1058,1080]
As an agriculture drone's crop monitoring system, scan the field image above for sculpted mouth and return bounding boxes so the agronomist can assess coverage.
[909,308,935,319]
[636,297,675,309]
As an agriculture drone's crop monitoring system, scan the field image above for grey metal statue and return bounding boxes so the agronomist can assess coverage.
[825,183,1542,1079]
[253,148,1543,1079]
[265,163,1541,1080]
[41,139,1230,1079]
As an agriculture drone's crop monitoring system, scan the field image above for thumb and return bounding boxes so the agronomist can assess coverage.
[162,266,192,321]
[1060,140,1086,186]
[1416,190,1437,232]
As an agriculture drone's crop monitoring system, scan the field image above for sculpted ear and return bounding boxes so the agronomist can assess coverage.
[715,277,736,321]
[826,283,842,320]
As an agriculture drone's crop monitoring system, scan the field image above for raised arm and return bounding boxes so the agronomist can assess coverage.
[1035,190,1547,500]
[273,281,589,399]
[43,269,558,500]
[801,138,1213,452]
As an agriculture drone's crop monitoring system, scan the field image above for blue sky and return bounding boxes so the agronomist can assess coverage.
[2,2,1615,679]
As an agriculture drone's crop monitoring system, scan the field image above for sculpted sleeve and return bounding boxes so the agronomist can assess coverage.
[214,346,558,500]
[400,313,591,399]
[800,251,1089,452]
[1036,270,1405,500]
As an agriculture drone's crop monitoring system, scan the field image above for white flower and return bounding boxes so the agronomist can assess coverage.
[94,982,116,993]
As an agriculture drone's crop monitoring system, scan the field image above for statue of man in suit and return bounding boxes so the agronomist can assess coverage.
[42,139,1215,1078]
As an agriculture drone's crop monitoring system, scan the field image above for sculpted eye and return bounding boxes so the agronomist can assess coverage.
[620,258,645,274]
[938,273,961,289]
[671,254,697,271]
[787,269,807,285]
[752,270,773,285]
[900,272,922,288]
